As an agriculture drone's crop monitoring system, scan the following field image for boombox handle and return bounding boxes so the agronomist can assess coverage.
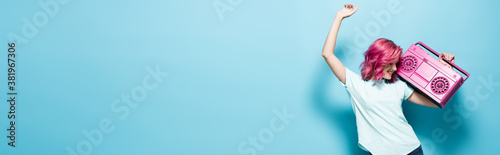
[416,41,470,82]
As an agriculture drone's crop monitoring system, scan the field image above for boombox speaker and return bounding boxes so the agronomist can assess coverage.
[396,41,470,109]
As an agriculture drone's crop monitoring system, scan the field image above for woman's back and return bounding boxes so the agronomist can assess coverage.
[342,67,420,154]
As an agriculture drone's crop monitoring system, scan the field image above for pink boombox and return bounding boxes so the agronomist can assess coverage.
[396,41,470,108]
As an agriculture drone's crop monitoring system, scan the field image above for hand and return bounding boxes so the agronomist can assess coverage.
[439,52,455,69]
[336,4,359,19]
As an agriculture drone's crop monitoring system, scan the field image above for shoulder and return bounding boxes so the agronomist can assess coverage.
[392,78,410,90]
[343,67,368,90]
[393,78,408,86]
[393,78,415,94]
[345,67,362,80]
[393,78,405,86]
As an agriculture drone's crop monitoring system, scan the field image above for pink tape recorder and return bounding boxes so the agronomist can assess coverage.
[396,42,470,108]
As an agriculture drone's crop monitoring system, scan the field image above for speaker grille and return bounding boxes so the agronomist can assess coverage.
[431,76,449,94]
[401,55,417,72]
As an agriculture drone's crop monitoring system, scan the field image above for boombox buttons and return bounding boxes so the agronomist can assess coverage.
[401,55,418,72]
[431,76,449,94]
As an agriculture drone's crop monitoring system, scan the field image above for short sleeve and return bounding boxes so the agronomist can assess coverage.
[340,67,361,92]
[402,81,415,100]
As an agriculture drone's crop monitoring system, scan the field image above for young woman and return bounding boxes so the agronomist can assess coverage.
[321,4,455,155]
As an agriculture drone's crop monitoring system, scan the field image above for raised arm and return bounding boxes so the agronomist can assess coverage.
[322,4,358,84]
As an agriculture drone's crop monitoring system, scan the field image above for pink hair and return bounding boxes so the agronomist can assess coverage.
[359,38,402,83]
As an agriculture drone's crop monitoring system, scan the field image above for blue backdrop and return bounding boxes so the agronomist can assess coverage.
[1,0,499,154]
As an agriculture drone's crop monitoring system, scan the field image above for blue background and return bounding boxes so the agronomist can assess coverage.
[1,0,499,154]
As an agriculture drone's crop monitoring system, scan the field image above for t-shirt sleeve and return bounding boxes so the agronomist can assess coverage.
[340,67,361,92]
[402,81,415,100]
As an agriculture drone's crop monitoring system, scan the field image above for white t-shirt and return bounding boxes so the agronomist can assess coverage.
[340,67,420,155]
